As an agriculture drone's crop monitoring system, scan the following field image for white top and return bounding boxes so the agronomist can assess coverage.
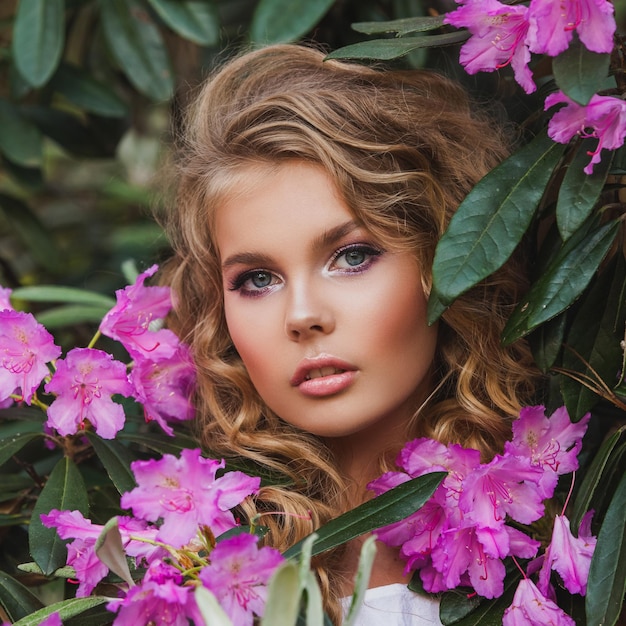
[341,583,442,626]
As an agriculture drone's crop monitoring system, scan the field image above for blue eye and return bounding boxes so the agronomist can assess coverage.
[249,271,272,288]
[332,244,382,272]
[229,269,279,295]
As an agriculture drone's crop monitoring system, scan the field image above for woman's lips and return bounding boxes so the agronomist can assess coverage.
[290,356,357,397]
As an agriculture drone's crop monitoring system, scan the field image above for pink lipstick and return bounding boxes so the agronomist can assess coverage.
[290,356,357,397]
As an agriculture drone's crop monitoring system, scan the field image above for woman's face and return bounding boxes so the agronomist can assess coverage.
[216,162,438,442]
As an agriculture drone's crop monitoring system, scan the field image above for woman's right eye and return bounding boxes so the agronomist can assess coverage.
[229,270,279,295]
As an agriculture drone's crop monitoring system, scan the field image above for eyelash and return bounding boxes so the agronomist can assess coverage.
[228,243,383,296]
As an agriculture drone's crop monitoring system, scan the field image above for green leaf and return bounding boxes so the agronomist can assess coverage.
[502,219,619,344]
[196,586,235,626]
[586,471,626,626]
[17,562,75,578]
[29,456,89,575]
[351,15,444,36]
[51,63,129,117]
[99,0,174,101]
[556,138,613,240]
[118,430,199,455]
[147,0,220,46]
[250,0,335,44]
[0,193,61,272]
[528,313,567,372]
[439,589,482,624]
[327,31,470,61]
[0,570,44,622]
[95,517,134,586]
[261,561,301,626]
[284,472,445,559]
[0,432,43,467]
[552,35,611,106]
[34,304,112,329]
[86,432,136,495]
[12,597,108,626]
[11,285,115,307]
[12,0,65,87]
[0,99,42,167]
[343,536,377,626]
[570,427,625,530]
[428,133,563,322]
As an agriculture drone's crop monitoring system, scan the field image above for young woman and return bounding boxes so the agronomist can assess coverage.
[160,44,539,624]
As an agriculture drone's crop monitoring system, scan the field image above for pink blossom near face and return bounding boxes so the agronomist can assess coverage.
[199,533,285,626]
[545,91,626,174]
[120,449,260,548]
[0,287,13,311]
[44,348,133,439]
[503,578,576,626]
[528,0,616,56]
[444,0,535,93]
[99,265,180,362]
[0,310,61,405]
[129,344,196,437]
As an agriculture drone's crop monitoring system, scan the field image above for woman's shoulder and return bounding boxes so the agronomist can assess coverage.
[342,583,442,626]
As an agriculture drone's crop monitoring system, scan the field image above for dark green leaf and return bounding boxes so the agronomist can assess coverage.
[250,0,335,44]
[12,0,65,87]
[0,513,30,526]
[439,589,482,625]
[570,427,625,530]
[502,219,619,344]
[29,456,89,575]
[51,63,129,117]
[0,193,61,272]
[351,15,444,36]
[528,313,567,372]
[0,100,42,167]
[12,285,115,307]
[0,570,44,622]
[147,0,220,46]
[0,432,43,467]
[428,133,563,322]
[34,304,112,328]
[556,138,613,241]
[118,430,199,455]
[327,31,470,61]
[86,432,136,495]
[99,0,174,101]
[284,472,445,559]
[17,562,75,578]
[12,597,108,626]
[1,159,43,191]
[561,256,626,419]
[586,471,626,626]
[552,35,611,106]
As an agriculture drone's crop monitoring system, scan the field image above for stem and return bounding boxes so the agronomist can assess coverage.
[86,329,102,350]
[561,471,576,516]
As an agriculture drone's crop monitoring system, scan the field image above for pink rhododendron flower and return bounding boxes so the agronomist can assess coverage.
[45,348,133,439]
[444,0,535,93]
[0,310,61,405]
[129,345,196,436]
[120,449,260,547]
[503,578,576,626]
[99,265,180,362]
[199,533,284,626]
[505,405,590,498]
[0,286,13,311]
[528,0,615,56]
[545,91,626,174]
[107,560,201,626]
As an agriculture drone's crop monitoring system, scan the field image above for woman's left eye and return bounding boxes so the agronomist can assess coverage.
[330,244,382,272]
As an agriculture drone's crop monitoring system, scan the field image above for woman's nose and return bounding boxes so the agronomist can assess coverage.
[284,283,335,341]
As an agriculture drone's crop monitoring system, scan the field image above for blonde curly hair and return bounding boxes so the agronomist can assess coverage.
[159,44,539,623]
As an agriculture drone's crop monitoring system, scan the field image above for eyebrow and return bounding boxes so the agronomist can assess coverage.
[221,220,360,270]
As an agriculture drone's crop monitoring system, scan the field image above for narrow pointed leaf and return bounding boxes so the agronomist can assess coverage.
[557,138,613,240]
[343,536,377,626]
[11,285,115,307]
[552,35,611,106]
[100,0,174,101]
[86,432,136,495]
[284,472,445,559]
[13,0,65,87]
[95,518,135,586]
[35,305,113,329]
[195,586,234,626]
[0,100,42,167]
[0,432,43,467]
[327,31,470,61]
[0,571,44,622]
[439,589,482,624]
[586,472,626,626]
[429,133,563,323]
[528,313,567,372]
[502,220,619,344]
[261,561,301,626]
[250,0,335,44]
[29,457,89,575]
[147,0,220,46]
[351,15,444,36]
[12,597,108,626]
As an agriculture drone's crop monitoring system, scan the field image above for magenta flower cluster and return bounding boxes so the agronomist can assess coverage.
[369,405,595,626]
[0,265,195,439]
[42,448,283,626]
[444,0,622,174]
